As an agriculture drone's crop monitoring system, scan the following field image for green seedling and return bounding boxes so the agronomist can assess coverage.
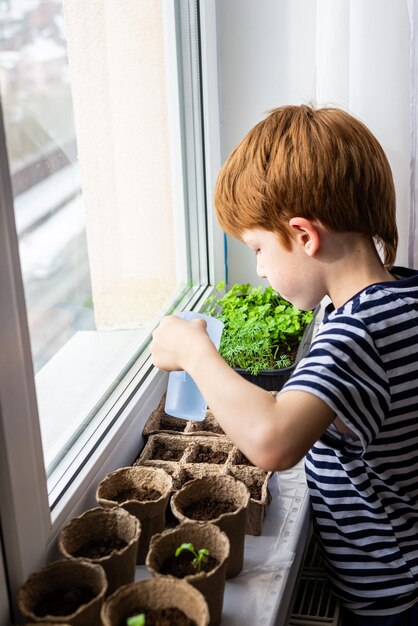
[127,614,145,626]
[175,542,209,573]
[276,354,292,368]
[205,282,313,375]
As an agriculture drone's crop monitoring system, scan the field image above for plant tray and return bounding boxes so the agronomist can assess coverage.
[186,410,225,436]
[183,436,235,465]
[175,463,228,488]
[143,397,225,438]
[142,397,189,437]
[134,434,272,535]
[227,466,271,536]
[135,433,191,465]
[133,412,274,535]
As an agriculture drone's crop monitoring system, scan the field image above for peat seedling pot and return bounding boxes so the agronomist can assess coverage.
[101,578,210,626]
[227,465,271,536]
[17,559,107,626]
[171,474,250,578]
[146,521,230,626]
[58,507,140,596]
[96,466,172,564]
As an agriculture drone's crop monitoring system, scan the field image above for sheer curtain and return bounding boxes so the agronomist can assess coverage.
[217,0,415,283]
[409,0,418,267]
[316,0,411,267]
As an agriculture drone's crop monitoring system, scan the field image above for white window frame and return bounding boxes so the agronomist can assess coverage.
[0,1,223,623]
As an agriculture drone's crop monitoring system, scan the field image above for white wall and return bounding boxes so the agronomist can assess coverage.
[216,0,411,286]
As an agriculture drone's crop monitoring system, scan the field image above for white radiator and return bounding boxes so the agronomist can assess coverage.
[286,531,341,626]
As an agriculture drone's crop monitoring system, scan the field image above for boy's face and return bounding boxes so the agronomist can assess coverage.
[242,228,323,310]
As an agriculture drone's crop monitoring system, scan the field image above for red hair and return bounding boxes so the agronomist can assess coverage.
[214,105,398,267]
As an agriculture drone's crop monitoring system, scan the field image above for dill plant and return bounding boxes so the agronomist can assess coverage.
[205,282,313,375]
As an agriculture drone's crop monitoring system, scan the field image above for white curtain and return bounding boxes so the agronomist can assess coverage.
[315,0,412,267]
[409,0,418,267]
[217,0,416,283]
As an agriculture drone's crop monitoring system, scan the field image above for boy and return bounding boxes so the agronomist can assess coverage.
[150,105,418,625]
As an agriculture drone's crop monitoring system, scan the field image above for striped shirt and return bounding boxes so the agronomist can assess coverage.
[282,266,418,616]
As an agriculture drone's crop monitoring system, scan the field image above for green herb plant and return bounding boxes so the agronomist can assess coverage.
[127,614,145,626]
[205,281,313,375]
[175,542,209,573]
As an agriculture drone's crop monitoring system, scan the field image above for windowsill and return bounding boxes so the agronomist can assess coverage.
[40,302,318,618]
[35,328,150,470]
[135,461,310,625]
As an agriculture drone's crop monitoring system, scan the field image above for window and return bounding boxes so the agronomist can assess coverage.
[0,1,222,621]
[0,0,208,489]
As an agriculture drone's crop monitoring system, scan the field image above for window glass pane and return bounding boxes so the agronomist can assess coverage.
[0,0,91,372]
[0,0,201,479]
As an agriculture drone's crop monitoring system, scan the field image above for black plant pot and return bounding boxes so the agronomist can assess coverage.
[234,365,294,391]
[234,306,319,392]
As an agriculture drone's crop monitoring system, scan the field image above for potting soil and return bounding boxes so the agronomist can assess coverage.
[160,550,219,577]
[159,416,187,432]
[152,440,185,461]
[73,535,128,558]
[33,585,95,616]
[235,452,252,465]
[110,486,162,502]
[191,445,228,464]
[234,473,263,499]
[183,498,236,520]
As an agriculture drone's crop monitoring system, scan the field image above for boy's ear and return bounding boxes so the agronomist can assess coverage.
[288,217,320,257]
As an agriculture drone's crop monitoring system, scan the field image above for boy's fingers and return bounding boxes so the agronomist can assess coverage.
[191,318,208,331]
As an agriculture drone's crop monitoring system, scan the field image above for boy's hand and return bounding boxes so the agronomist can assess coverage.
[150,315,213,372]
[150,315,335,471]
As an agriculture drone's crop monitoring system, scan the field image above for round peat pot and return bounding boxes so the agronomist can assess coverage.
[171,474,250,578]
[58,507,140,596]
[96,466,172,564]
[101,578,210,626]
[17,559,107,626]
[146,521,230,626]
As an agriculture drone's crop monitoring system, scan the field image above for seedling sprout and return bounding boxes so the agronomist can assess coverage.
[276,354,292,368]
[127,614,145,626]
[175,542,209,573]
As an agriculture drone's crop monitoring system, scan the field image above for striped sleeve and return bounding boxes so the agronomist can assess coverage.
[281,315,390,453]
